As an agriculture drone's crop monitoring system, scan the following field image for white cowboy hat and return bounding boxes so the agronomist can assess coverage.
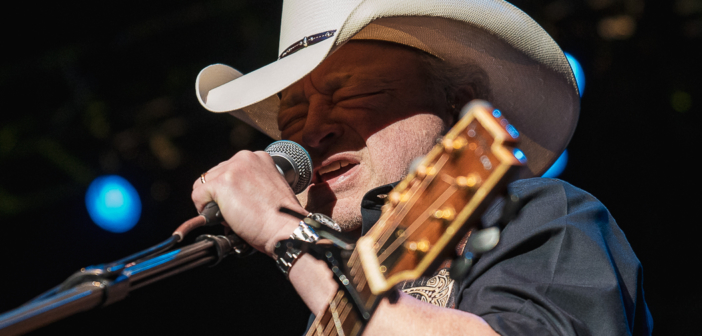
[195,0,580,177]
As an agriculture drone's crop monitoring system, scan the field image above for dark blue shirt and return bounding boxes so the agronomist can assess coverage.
[358,177,652,335]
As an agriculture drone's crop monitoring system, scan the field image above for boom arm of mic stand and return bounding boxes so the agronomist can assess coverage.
[0,234,249,336]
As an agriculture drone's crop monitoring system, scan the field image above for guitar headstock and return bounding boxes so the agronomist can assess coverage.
[356,100,525,295]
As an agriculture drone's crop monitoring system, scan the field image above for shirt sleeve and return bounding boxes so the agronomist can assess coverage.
[456,178,653,336]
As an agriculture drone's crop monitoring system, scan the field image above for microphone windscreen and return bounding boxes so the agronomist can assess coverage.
[264,141,313,194]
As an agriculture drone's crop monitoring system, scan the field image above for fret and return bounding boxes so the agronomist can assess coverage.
[377,184,457,265]
[338,298,355,333]
[305,101,522,336]
[306,289,364,336]
[329,292,344,336]
[323,315,335,336]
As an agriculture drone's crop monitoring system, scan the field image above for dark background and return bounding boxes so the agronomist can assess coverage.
[0,0,698,334]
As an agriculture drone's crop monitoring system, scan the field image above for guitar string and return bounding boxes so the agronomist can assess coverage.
[350,321,363,336]
[346,203,395,273]
[375,154,448,251]
[323,317,336,336]
[346,149,441,287]
[307,312,324,336]
[338,298,354,334]
[368,154,448,263]
[319,183,468,334]
[313,123,491,336]
[348,207,398,288]
[355,153,450,291]
[339,152,456,334]
[350,153,445,290]
[309,290,344,336]
[329,291,345,336]
[313,121,504,336]
[377,184,458,264]
[342,141,464,324]
[333,298,349,336]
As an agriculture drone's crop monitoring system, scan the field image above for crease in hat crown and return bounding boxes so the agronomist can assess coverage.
[195,0,580,177]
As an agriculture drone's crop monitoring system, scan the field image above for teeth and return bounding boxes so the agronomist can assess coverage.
[319,160,351,175]
[319,161,341,175]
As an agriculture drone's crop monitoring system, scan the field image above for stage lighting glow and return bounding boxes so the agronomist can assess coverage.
[505,124,520,139]
[542,150,569,178]
[86,175,141,233]
[513,148,528,164]
[564,52,585,96]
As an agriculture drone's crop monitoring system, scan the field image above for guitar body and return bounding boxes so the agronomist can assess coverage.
[306,101,524,336]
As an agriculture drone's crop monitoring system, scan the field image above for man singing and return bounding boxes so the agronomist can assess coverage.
[191,0,652,335]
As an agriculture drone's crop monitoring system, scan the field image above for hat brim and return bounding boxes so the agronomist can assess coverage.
[196,0,580,177]
[196,37,338,139]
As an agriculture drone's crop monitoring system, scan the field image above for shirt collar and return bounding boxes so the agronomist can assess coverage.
[360,181,400,235]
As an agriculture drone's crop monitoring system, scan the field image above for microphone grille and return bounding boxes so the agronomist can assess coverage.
[264,140,313,194]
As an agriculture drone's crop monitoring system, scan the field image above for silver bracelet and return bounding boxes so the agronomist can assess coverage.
[307,212,341,232]
[290,220,321,242]
[274,221,319,278]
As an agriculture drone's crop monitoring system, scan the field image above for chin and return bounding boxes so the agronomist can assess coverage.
[328,198,364,232]
[298,188,364,232]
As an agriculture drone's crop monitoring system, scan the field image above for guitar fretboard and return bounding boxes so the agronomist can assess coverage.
[306,101,522,336]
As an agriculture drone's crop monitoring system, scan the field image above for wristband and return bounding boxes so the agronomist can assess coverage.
[274,221,319,278]
[307,212,341,232]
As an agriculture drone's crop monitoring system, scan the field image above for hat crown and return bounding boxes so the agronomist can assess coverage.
[279,0,360,55]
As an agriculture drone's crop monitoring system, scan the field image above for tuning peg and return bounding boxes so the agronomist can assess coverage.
[408,156,424,174]
[467,227,501,253]
[449,251,474,281]
[449,227,501,281]
[496,192,528,229]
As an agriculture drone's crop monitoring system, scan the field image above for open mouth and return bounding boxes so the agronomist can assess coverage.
[316,159,358,183]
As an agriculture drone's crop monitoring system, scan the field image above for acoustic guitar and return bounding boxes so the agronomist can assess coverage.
[306,100,524,336]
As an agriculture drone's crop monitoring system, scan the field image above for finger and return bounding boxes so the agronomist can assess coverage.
[191,151,255,211]
[251,150,297,190]
[191,181,214,213]
[191,158,231,190]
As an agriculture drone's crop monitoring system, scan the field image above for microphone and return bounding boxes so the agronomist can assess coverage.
[198,140,313,226]
[264,140,313,195]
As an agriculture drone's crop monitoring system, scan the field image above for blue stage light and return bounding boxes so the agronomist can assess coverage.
[85,175,141,233]
[564,52,585,96]
[542,150,569,178]
[513,148,528,164]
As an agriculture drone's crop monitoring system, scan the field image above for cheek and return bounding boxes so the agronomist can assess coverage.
[365,114,446,182]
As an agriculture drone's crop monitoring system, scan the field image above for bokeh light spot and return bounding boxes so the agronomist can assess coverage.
[513,148,528,164]
[86,175,141,233]
[564,52,585,96]
[671,91,692,112]
[506,124,520,138]
[598,15,636,40]
[105,189,124,207]
[542,150,569,178]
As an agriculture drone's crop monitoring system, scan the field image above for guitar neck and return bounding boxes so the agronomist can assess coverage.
[306,249,377,336]
[305,101,523,336]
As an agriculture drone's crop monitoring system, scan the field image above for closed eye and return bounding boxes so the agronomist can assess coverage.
[333,90,386,104]
[278,104,308,132]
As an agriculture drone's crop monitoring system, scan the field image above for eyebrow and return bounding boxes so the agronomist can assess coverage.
[279,71,349,108]
[279,88,305,111]
[279,67,403,108]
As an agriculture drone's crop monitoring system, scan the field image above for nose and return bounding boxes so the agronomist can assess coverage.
[300,95,344,152]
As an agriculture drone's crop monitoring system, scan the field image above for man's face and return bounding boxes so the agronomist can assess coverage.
[279,41,451,231]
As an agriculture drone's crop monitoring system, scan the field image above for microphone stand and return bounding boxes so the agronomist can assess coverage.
[0,233,249,336]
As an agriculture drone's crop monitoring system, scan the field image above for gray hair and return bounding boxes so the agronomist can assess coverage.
[416,52,493,120]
